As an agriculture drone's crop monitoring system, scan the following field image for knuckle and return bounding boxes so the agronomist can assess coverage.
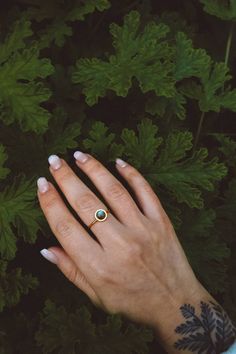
[58,169,72,183]
[44,196,58,210]
[126,169,139,183]
[55,220,73,238]
[76,193,97,212]
[87,160,103,175]
[107,183,126,200]
[67,267,78,284]
[139,180,154,194]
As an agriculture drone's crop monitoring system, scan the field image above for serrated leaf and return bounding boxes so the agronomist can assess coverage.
[213,134,236,167]
[25,0,110,48]
[0,260,38,312]
[181,62,236,113]
[83,121,124,161]
[46,109,81,155]
[121,118,162,169]
[145,91,186,120]
[149,142,227,208]
[200,0,236,21]
[36,300,152,354]
[72,10,175,105]
[0,18,32,64]
[0,174,42,260]
[174,32,211,81]
[0,20,54,133]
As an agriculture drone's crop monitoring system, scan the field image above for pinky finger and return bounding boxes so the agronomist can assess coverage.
[40,246,101,307]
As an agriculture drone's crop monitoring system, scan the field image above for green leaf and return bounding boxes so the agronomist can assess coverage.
[213,133,236,167]
[0,174,42,260]
[97,316,153,354]
[146,92,187,119]
[72,10,175,105]
[200,0,236,21]
[36,300,96,354]
[0,260,38,312]
[66,0,111,21]
[120,121,227,208]
[180,62,236,113]
[157,131,193,164]
[121,118,163,169]
[83,121,124,161]
[37,20,73,49]
[36,300,152,354]
[46,109,81,155]
[153,147,227,208]
[174,32,211,81]
[179,208,230,293]
[0,145,10,180]
[0,20,54,133]
[25,0,110,47]
[0,18,33,64]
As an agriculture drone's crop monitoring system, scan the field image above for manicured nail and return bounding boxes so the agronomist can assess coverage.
[73,151,89,163]
[37,177,49,193]
[40,249,58,264]
[116,158,127,168]
[48,154,62,170]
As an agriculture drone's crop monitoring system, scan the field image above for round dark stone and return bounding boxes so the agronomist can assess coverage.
[96,210,106,220]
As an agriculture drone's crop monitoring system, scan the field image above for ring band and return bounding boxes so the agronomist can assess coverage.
[88,208,110,229]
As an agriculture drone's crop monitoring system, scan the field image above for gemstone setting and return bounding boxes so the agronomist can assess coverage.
[95,209,108,222]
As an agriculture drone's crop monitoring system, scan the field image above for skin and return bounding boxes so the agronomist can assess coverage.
[37,153,227,353]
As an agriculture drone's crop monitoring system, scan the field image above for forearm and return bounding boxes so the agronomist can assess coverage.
[152,281,236,354]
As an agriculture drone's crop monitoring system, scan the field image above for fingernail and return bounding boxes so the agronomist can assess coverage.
[40,249,58,264]
[37,177,49,193]
[116,158,127,168]
[73,151,89,163]
[48,155,62,170]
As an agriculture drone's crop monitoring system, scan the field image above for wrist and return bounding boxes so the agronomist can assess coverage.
[152,280,217,352]
[151,281,236,354]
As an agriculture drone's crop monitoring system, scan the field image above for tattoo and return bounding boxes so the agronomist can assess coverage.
[174,300,236,353]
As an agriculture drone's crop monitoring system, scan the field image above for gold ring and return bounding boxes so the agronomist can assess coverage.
[88,208,110,229]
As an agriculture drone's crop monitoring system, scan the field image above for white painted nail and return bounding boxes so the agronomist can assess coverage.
[48,155,62,170]
[40,249,58,264]
[37,177,49,193]
[73,151,89,163]
[116,158,127,168]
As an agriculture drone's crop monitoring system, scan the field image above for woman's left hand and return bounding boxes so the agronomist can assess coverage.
[37,151,212,346]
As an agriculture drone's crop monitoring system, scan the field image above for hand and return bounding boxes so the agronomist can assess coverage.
[37,152,214,348]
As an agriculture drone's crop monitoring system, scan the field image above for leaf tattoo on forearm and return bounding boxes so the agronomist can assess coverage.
[174,300,236,353]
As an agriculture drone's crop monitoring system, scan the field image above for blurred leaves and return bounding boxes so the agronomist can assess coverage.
[35,299,153,354]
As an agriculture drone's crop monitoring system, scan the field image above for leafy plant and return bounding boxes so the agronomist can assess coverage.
[0,0,236,353]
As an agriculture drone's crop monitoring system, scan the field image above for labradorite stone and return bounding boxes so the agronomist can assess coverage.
[96,210,106,220]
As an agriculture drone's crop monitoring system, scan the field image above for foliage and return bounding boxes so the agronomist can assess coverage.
[0,18,54,133]
[35,300,153,354]
[199,0,236,21]
[0,0,236,352]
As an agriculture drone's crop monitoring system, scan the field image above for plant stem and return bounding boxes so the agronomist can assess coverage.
[193,111,205,151]
[224,22,235,67]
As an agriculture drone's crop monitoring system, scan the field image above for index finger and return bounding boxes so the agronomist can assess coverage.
[37,177,104,280]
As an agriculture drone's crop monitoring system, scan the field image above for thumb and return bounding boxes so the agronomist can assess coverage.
[40,246,101,307]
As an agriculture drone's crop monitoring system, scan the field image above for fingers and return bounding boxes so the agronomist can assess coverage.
[41,246,101,307]
[47,156,122,242]
[115,159,166,222]
[37,178,104,281]
[73,152,142,226]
